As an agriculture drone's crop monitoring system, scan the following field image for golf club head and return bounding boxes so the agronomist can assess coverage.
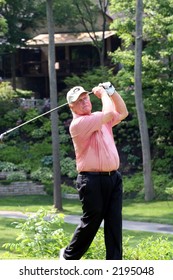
[0,134,4,142]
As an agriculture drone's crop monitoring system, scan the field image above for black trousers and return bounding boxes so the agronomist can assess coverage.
[63,171,123,260]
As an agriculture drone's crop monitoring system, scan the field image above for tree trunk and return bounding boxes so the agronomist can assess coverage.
[11,52,16,90]
[46,0,62,210]
[134,0,154,201]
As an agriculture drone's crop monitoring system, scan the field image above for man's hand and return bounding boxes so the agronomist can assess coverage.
[98,82,115,96]
[92,86,107,99]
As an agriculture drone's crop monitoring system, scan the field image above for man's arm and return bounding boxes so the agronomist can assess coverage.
[98,82,128,121]
[110,91,128,121]
[92,86,115,124]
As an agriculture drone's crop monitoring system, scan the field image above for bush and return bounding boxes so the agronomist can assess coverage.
[123,173,143,199]
[30,167,53,182]
[61,183,77,194]
[0,161,18,172]
[123,236,173,260]
[3,209,69,258]
[0,82,15,101]
[0,145,26,164]
[60,157,77,179]
[123,172,173,200]
[153,172,173,200]
[6,171,27,182]
[3,209,173,259]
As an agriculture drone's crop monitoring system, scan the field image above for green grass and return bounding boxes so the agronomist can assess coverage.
[123,200,173,225]
[0,195,173,225]
[0,217,77,259]
[0,195,82,214]
[0,217,23,259]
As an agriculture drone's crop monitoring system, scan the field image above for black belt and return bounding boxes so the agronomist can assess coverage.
[79,170,116,176]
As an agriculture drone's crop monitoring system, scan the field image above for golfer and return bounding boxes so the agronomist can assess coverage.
[60,82,128,260]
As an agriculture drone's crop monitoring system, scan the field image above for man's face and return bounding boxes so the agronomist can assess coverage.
[69,93,92,115]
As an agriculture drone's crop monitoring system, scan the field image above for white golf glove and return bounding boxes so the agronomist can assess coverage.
[98,82,116,96]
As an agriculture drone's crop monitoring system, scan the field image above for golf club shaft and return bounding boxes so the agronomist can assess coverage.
[0,91,92,140]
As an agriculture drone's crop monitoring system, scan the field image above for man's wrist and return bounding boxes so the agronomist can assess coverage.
[98,82,116,96]
[110,90,118,96]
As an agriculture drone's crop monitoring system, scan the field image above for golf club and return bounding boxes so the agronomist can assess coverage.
[0,91,92,141]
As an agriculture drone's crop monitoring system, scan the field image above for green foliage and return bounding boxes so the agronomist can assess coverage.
[60,157,77,179]
[82,229,105,260]
[123,173,144,199]
[30,167,53,182]
[0,161,18,172]
[3,208,173,259]
[152,173,173,200]
[123,172,173,200]
[109,0,173,174]
[6,171,27,182]
[0,0,46,49]
[0,9,8,36]
[65,66,114,92]
[61,183,77,194]
[3,209,69,258]
[165,187,173,199]
[41,155,53,167]
[0,82,16,100]
[152,145,173,174]
[123,235,173,260]
[0,144,26,164]
[15,89,34,98]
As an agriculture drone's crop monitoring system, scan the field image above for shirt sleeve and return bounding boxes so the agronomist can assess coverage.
[110,112,122,127]
[70,112,103,139]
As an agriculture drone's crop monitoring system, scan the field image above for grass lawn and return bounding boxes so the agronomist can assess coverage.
[0,195,173,224]
[0,195,82,215]
[123,199,173,225]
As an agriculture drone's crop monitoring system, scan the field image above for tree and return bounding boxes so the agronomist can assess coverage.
[134,0,154,200]
[46,0,62,210]
[109,0,173,198]
[53,0,111,66]
[0,0,46,89]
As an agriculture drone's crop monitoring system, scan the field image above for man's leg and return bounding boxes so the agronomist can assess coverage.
[64,174,103,260]
[103,171,123,260]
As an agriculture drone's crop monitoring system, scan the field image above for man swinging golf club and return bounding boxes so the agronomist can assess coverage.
[60,82,128,260]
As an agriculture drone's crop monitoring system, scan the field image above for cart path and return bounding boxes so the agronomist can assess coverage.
[0,211,173,235]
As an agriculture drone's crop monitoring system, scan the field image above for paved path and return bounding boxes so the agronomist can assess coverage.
[0,211,173,235]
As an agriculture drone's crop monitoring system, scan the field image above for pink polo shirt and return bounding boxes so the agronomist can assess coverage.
[69,111,121,172]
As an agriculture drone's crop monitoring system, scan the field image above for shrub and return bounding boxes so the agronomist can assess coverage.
[153,172,173,200]
[123,173,143,199]
[41,155,53,167]
[3,209,69,258]
[123,236,173,260]
[0,161,18,172]
[165,187,173,200]
[82,229,105,260]
[60,157,77,179]
[6,171,27,182]
[123,172,173,200]
[0,145,26,164]
[3,209,173,260]
[61,183,77,194]
[0,82,15,101]
[30,167,53,182]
